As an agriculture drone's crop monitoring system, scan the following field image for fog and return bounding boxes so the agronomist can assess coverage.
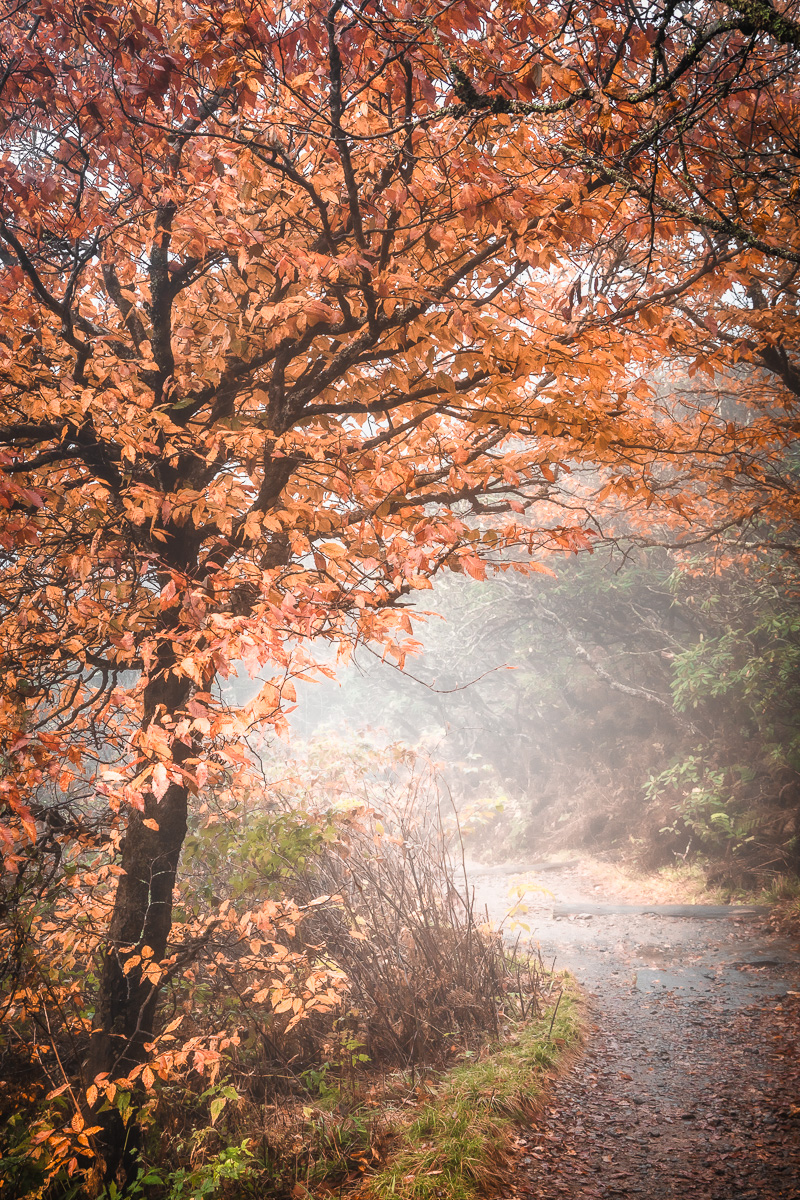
[237,550,683,869]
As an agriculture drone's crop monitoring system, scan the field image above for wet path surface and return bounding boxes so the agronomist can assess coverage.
[468,861,800,1199]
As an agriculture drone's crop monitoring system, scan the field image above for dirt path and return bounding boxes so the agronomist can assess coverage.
[467,860,800,1200]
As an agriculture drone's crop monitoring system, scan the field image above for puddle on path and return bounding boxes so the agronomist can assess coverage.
[465,858,800,1010]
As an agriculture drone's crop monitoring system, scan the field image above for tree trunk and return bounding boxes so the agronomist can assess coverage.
[88,785,188,1076]
[87,664,194,1180]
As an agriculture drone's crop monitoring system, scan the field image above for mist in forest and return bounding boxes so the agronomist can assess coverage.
[248,545,800,883]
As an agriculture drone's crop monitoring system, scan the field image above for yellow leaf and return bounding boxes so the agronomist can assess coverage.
[319,541,347,558]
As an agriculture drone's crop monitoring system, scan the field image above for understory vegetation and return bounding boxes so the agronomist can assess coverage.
[0,749,571,1198]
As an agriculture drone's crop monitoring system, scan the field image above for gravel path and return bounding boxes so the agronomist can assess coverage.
[466,860,800,1200]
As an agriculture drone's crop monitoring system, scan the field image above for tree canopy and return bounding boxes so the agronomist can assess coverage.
[1,0,799,1182]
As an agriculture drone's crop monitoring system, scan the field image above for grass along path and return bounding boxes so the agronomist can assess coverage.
[357,985,582,1200]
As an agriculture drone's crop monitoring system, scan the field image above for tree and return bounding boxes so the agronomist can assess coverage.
[1,0,799,1179]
